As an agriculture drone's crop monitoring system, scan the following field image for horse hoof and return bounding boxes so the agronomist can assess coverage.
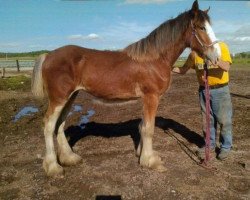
[43,161,64,177]
[140,152,167,172]
[59,152,82,166]
[154,163,167,172]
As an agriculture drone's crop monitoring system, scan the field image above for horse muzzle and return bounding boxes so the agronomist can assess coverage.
[205,43,221,65]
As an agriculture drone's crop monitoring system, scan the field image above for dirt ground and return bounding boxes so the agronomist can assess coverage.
[0,67,249,200]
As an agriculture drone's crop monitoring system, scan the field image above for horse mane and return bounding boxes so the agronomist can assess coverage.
[123,10,210,61]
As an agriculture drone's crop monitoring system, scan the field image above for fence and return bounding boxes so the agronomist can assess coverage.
[0,60,35,77]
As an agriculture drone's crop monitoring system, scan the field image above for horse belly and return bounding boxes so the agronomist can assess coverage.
[83,71,138,100]
[89,82,137,100]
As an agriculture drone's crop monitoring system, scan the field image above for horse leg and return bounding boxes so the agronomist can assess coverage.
[136,126,142,157]
[43,102,65,177]
[56,92,82,166]
[139,94,166,172]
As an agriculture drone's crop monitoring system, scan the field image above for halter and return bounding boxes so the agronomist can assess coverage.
[190,21,219,49]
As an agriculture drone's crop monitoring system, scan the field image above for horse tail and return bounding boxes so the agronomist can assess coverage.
[31,53,47,98]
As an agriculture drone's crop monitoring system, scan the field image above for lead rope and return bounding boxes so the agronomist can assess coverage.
[204,60,211,165]
[199,61,217,171]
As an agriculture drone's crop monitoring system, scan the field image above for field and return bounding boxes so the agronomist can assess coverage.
[0,63,249,200]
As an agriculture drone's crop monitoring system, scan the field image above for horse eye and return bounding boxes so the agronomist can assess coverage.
[200,26,206,31]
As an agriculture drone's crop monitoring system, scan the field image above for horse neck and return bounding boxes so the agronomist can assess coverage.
[159,16,192,67]
[162,29,191,66]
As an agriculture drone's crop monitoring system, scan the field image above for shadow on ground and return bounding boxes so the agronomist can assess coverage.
[65,117,204,150]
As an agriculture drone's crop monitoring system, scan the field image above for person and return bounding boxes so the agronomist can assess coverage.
[172,42,233,160]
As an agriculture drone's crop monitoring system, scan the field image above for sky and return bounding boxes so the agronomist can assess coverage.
[0,0,250,55]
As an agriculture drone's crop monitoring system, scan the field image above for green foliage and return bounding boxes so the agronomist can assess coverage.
[0,50,50,58]
[0,75,31,91]
[232,57,250,65]
[234,51,250,59]
[174,60,185,67]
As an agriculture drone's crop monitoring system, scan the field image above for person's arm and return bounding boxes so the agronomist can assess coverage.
[172,52,195,74]
[216,59,231,71]
[207,59,231,71]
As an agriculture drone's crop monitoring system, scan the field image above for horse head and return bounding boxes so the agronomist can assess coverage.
[188,0,221,64]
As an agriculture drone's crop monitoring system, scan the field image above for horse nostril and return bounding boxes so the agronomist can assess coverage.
[215,58,219,65]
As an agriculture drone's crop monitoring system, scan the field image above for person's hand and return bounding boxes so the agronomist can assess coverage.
[206,60,212,66]
[201,75,206,82]
[172,67,180,73]
[207,58,220,66]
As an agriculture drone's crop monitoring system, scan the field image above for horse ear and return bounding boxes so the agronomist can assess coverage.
[204,6,210,14]
[191,0,199,12]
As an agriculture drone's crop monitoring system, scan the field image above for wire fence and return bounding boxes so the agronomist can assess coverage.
[0,60,35,77]
[0,60,35,69]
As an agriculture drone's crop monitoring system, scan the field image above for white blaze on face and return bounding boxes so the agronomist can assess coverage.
[205,21,221,57]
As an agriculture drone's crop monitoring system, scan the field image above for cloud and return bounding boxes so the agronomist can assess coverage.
[68,33,100,40]
[87,33,99,39]
[124,0,178,4]
[234,25,250,37]
[215,23,250,53]
[0,43,20,48]
[100,21,154,49]
[28,44,44,48]
[232,37,250,42]
[110,22,153,35]
[67,34,82,40]
[211,19,250,53]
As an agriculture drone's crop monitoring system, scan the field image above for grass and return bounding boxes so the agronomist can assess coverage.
[0,75,31,91]
[229,58,250,70]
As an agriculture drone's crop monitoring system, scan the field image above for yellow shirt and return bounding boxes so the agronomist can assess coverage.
[190,42,232,86]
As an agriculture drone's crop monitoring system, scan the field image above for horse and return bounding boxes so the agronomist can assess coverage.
[32,0,221,177]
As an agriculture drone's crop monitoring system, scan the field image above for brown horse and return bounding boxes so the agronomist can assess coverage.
[32,0,221,177]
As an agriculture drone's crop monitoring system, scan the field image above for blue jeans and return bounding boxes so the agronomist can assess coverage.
[199,85,233,151]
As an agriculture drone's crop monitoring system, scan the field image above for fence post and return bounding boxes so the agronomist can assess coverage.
[1,67,6,78]
[16,60,20,72]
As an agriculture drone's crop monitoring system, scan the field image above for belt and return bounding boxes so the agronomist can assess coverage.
[199,83,228,90]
